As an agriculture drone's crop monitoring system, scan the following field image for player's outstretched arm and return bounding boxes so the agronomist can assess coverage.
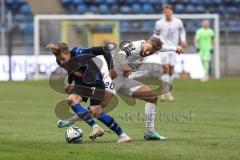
[179,19,187,48]
[159,45,183,54]
[87,46,117,79]
[153,20,161,37]
[87,46,114,70]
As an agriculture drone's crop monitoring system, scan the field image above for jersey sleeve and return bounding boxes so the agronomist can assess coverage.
[117,50,128,65]
[121,45,132,57]
[71,47,88,56]
[68,73,74,84]
[72,46,114,70]
[160,45,177,52]
[153,20,161,36]
[179,20,186,43]
[87,46,114,70]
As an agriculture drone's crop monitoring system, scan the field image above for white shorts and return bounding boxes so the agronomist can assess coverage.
[159,51,177,66]
[103,75,116,94]
[94,55,116,94]
[113,77,144,96]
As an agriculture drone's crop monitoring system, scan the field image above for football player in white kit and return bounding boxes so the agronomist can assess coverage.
[153,5,187,101]
[115,37,183,140]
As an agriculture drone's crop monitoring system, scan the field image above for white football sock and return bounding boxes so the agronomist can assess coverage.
[145,102,156,132]
[92,124,100,128]
[161,74,171,95]
[120,132,128,138]
[169,74,174,95]
[170,74,174,85]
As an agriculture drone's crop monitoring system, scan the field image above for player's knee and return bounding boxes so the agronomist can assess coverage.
[101,92,113,107]
[90,105,103,118]
[67,94,82,106]
[146,95,158,104]
[169,66,174,75]
[140,91,158,103]
[162,65,170,74]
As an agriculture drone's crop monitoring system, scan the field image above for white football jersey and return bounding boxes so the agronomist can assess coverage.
[154,17,186,46]
[111,40,145,77]
[122,40,145,64]
[114,40,177,74]
[92,55,109,78]
[112,52,125,77]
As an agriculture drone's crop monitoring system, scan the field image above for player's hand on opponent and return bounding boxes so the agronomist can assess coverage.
[123,64,132,77]
[180,42,187,49]
[176,46,184,54]
[64,83,73,94]
[109,69,117,80]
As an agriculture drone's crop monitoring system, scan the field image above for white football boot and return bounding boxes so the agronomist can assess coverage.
[117,135,132,143]
[89,126,105,140]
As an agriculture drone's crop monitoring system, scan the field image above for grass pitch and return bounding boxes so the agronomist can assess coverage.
[0,78,239,160]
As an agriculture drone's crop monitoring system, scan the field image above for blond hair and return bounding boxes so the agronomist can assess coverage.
[46,42,69,56]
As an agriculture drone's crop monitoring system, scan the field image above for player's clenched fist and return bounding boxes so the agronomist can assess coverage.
[176,46,184,54]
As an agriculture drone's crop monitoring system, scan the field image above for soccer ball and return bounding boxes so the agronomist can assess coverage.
[65,126,83,144]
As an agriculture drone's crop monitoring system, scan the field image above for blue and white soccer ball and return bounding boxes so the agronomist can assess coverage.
[65,126,83,144]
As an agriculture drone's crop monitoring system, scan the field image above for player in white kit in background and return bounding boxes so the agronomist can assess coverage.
[153,4,187,101]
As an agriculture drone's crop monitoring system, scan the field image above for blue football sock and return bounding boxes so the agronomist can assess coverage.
[71,104,96,127]
[97,113,123,136]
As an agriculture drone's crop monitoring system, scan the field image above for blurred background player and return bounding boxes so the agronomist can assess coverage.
[194,20,214,82]
[153,4,187,101]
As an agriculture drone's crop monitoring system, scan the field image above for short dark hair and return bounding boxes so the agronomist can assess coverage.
[147,37,163,52]
[46,42,69,56]
[163,4,173,10]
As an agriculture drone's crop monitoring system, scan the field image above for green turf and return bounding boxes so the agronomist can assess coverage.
[0,78,240,160]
